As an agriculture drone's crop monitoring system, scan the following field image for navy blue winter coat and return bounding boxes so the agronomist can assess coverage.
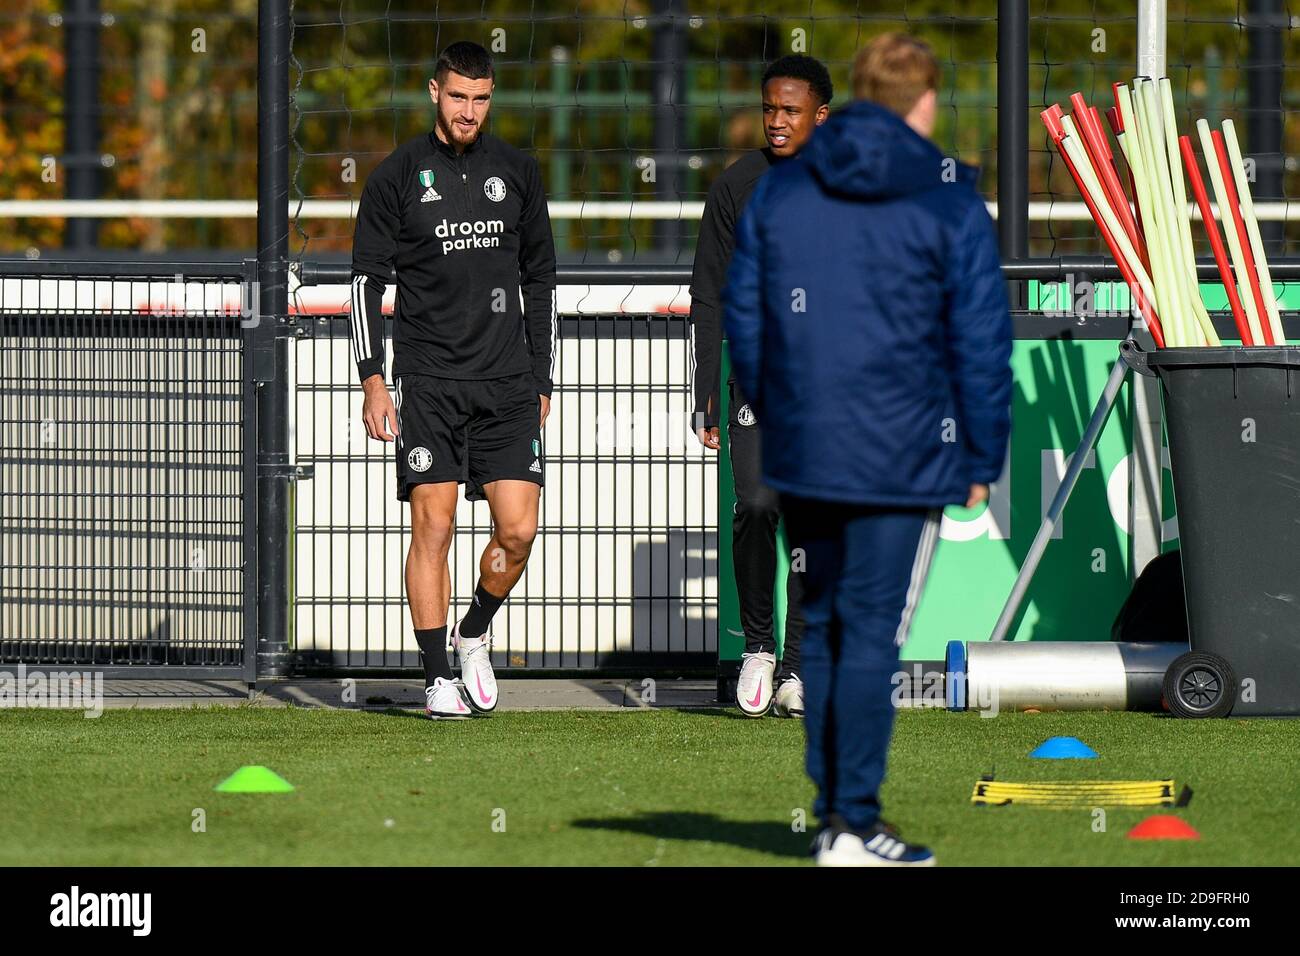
[723,99,1013,506]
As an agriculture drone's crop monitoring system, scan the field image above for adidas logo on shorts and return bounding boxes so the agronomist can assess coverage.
[420,186,441,203]
[529,458,542,473]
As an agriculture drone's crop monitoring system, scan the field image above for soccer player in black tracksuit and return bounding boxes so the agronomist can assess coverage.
[350,41,556,719]
[690,56,832,718]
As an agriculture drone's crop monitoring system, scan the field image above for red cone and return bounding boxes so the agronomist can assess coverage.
[1127,815,1200,840]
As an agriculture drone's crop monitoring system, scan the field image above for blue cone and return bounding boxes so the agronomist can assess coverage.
[1029,736,1098,759]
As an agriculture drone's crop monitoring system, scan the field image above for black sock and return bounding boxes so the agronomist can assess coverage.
[413,626,451,687]
[459,582,505,639]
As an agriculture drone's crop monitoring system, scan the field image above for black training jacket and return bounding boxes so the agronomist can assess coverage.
[688,148,777,428]
[350,130,557,396]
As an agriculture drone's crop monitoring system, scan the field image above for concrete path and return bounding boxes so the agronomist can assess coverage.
[85,678,722,712]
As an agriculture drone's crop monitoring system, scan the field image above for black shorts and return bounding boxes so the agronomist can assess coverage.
[394,373,544,503]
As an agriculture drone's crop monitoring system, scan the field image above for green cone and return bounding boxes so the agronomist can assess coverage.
[214,765,295,793]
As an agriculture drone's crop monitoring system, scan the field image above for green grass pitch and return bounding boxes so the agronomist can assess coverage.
[0,707,1294,866]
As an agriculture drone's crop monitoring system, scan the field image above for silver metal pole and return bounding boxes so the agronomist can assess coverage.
[989,354,1130,641]
[1136,0,1167,79]
[1130,0,1167,579]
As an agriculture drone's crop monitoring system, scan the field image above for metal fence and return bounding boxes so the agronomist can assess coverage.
[0,260,720,678]
[287,293,716,672]
[7,258,1300,684]
[0,263,256,679]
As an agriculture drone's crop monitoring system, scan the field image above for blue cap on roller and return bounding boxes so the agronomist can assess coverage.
[945,640,967,711]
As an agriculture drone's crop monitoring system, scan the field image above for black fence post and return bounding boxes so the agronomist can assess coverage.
[651,0,686,258]
[256,0,292,679]
[242,257,262,687]
[998,0,1030,308]
[1247,0,1285,254]
[63,0,101,251]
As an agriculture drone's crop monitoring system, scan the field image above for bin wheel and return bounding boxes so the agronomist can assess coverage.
[1163,652,1236,719]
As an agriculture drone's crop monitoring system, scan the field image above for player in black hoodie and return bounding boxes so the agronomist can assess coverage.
[350,42,556,719]
[690,55,831,717]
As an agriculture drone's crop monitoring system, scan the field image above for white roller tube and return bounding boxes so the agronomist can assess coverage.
[961,642,1187,712]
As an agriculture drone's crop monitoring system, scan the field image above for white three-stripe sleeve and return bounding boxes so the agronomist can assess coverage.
[349,276,368,363]
[348,272,387,382]
[350,164,399,383]
[549,287,557,381]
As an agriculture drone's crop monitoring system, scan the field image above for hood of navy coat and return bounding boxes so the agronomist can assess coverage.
[803,99,978,200]
[720,97,1013,508]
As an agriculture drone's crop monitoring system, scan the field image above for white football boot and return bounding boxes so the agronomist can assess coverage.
[736,651,776,717]
[424,677,472,720]
[812,818,936,867]
[451,620,499,713]
[772,675,805,718]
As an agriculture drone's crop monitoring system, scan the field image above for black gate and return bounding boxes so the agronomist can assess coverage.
[0,261,257,680]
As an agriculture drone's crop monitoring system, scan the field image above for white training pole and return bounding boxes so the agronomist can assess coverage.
[1148,78,1206,345]
[1222,119,1286,345]
[1117,85,1171,339]
[1080,122,1162,338]
[1137,79,1190,345]
[1160,78,1219,346]
[1123,82,1183,344]
[1197,118,1266,345]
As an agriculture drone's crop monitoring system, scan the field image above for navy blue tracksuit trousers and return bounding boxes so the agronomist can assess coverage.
[781,496,942,831]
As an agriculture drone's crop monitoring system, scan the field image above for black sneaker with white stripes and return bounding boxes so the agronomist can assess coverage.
[811,815,936,867]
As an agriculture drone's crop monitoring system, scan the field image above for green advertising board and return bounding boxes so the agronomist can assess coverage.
[716,336,1151,669]
[716,281,1291,676]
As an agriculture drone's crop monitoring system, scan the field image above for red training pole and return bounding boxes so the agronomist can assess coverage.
[1069,93,1145,264]
[1090,104,1144,261]
[1041,107,1166,347]
[1111,82,1128,123]
[1179,134,1252,344]
[1104,104,1148,266]
[1211,129,1275,345]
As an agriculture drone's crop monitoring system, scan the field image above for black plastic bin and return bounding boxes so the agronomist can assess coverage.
[1122,341,1300,717]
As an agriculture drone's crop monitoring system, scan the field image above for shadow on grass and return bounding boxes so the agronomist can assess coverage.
[372,705,790,722]
[373,707,491,722]
[571,811,809,859]
[373,707,426,721]
[670,706,771,721]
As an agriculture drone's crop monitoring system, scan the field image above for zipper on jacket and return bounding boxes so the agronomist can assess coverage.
[458,152,470,216]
